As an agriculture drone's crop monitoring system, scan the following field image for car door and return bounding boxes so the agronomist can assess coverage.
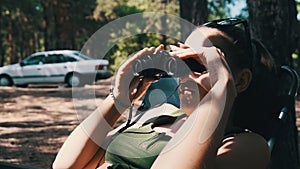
[17,54,47,84]
[42,54,76,83]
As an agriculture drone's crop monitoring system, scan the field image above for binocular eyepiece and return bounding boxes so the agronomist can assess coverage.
[132,50,206,78]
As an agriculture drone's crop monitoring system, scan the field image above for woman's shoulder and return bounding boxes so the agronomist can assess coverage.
[216,132,270,169]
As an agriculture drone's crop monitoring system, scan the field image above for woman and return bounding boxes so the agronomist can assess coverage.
[53,18,278,169]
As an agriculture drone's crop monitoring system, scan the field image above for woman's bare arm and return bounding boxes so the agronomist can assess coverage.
[215,132,270,169]
[52,95,124,169]
[151,45,237,169]
[53,45,165,169]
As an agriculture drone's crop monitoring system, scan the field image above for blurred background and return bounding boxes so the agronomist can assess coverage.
[0,0,298,73]
[0,0,300,169]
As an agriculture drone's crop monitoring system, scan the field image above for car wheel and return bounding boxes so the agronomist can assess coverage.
[66,73,82,87]
[0,75,13,86]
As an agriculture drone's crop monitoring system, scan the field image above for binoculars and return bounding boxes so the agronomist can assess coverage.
[132,50,206,78]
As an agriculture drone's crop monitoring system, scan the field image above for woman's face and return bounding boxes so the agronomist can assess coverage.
[179,28,213,115]
[178,26,252,116]
[179,71,210,115]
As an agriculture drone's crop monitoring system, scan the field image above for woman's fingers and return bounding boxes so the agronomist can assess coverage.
[178,42,190,49]
[115,45,167,102]
[132,45,164,61]
[195,72,211,92]
[130,76,160,101]
[170,48,204,66]
[155,44,165,53]
[170,48,197,58]
[169,45,181,52]
[169,43,189,52]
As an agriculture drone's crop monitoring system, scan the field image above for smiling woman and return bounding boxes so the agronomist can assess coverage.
[0,50,111,87]
[53,18,278,169]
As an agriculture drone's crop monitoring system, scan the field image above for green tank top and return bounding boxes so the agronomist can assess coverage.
[105,110,185,169]
[104,110,248,169]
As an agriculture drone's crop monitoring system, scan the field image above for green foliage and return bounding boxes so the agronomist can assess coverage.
[106,33,160,71]
[0,0,45,65]
[207,0,249,20]
[0,0,251,71]
[208,0,230,20]
[113,4,140,17]
[0,0,98,66]
[93,0,180,72]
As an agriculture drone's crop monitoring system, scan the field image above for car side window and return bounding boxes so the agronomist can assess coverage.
[22,55,45,66]
[45,54,65,64]
[63,55,78,62]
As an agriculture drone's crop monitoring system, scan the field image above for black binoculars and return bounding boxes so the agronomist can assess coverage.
[132,50,206,78]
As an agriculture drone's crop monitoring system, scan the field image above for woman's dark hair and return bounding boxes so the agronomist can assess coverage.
[199,25,252,75]
[232,39,281,140]
[202,25,281,140]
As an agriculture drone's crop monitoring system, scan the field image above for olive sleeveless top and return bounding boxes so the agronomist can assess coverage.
[104,109,248,169]
[105,110,185,169]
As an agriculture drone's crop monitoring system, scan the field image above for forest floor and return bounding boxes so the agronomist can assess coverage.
[0,77,299,169]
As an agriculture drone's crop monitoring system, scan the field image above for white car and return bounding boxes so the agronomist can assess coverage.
[0,50,111,87]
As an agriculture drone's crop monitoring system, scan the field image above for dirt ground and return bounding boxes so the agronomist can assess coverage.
[0,77,300,169]
[0,78,114,169]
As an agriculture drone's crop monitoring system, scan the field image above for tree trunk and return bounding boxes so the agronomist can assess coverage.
[7,10,13,64]
[179,0,208,41]
[247,0,298,66]
[0,10,4,66]
[247,0,300,169]
[42,0,50,50]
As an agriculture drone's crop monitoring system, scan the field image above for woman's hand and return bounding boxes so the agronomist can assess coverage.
[170,43,236,97]
[112,44,165,109]
[152,44,238,169]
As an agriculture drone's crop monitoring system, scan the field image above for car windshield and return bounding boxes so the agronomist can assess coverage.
[73,52,94,60]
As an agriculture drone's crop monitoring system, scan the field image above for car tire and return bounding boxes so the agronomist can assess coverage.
[0,75,13,86]
[66,73,83,87]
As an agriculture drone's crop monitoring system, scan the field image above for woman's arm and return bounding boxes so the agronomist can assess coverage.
[53,45,165,169]
[216,132,270,169]
[52,95,124,169]
[151,45,237,169]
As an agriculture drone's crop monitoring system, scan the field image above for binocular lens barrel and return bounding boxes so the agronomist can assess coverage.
[132,50,206,78]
